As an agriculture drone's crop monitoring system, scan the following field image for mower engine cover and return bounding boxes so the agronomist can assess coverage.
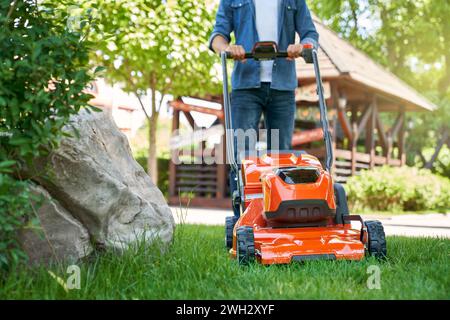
[241,152,336,226]
[261,164,336,226]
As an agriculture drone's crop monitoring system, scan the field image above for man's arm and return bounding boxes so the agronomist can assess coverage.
[296,0,319,48]
[209,0,246,61]
[287,0,319,60]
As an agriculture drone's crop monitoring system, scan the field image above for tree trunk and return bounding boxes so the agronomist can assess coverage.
[349,0,359,39]
[424,128,449,170]
[147,114,159,184]
[147,85,159,185]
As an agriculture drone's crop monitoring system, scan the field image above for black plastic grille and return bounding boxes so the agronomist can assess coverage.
[276,167,320,184]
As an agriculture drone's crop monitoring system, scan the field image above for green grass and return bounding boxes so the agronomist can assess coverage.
[1,225,449,300]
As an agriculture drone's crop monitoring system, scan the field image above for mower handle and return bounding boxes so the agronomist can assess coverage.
[225,51,289,60]
[225,42,314,63]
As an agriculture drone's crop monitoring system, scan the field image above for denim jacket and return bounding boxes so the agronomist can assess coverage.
[209,0,319,91]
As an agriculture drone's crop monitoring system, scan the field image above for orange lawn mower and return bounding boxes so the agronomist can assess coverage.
[221,42,387,265]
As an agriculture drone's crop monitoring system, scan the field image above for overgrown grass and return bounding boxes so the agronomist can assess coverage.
[1,225,449,300]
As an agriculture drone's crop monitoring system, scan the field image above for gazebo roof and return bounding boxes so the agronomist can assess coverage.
[297,16,437,112]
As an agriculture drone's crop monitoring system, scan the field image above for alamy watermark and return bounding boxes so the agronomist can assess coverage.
[0,131,12,138]
[66,265,81,290]
[48,265,81,292]
[366,265,381,290]
[170,128,282,166]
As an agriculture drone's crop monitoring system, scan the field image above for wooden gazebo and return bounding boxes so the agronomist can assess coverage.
[168,16,436,208]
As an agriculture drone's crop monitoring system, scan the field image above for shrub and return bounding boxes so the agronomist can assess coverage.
[346,166,450,212]
[0,172,27,268]
[0,0,96,270]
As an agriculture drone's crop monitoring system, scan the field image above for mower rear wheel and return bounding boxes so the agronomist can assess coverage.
[225,216,239,249]
[236,226,255,265]
[365,220,387,259]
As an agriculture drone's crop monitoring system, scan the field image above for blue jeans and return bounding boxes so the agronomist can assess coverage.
[229,83,296,217]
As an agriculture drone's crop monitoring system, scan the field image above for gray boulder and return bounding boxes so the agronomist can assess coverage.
[24,109,175,262]
[19,184,93,265]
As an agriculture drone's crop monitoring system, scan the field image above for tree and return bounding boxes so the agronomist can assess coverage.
[308,0,450,174]
[88,0,219,183]
[0,0,95,269]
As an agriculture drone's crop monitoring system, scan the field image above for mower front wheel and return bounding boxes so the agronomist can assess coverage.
[365,220,387,259]
[236,226,255,265]
[225,216,239,249]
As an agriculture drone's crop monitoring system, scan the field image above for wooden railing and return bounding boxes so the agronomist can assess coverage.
[333,149,401,183]
[301,148,402,183]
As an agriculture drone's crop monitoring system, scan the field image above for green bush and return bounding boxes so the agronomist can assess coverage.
[0,172,29,268]
[0,0,96,270]
[346,166,450,212]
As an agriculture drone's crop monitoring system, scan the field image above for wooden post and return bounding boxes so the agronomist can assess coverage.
[331,115,338,176]
[366,98,377,169]
[343,99,374,174]
[385,108,404,165]
[332,83,353,145]
[337,106,353,145]
[351,106,358,175]
[373,102,391,165]
[182,110,196,129]
[375,106,387,156]
[398,107,406,166]
[386,135,393,165]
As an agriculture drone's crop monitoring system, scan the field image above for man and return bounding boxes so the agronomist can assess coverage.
[209,0,319,217]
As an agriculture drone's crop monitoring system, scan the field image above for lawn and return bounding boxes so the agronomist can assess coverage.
[1,225,449,300]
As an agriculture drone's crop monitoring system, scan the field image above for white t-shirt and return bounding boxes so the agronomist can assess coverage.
[254,0,279,83]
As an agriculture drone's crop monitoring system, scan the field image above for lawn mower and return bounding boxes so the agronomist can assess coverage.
[221,42,387,265]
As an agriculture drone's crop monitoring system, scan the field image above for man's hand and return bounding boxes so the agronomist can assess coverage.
[211,35,246,62]
[286,44,304,61]
[225,44,247,62]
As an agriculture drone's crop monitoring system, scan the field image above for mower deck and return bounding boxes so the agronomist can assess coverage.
[231,225,365,265]
[229,198,367,265]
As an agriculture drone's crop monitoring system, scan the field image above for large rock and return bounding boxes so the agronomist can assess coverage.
[24,109,175,262]
[19,184,93,264]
